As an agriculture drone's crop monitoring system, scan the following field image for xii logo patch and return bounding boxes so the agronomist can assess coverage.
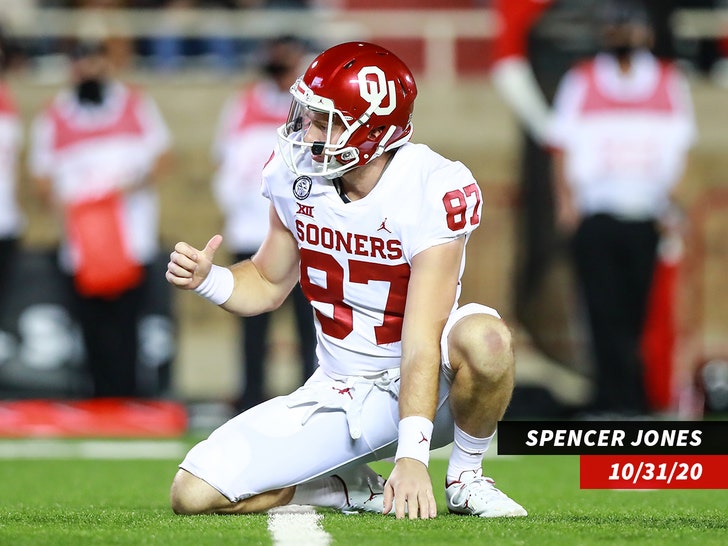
[296,203,314,218]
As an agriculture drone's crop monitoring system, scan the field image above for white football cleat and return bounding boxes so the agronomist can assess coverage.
[331,464,385,514]
[446,469,527,518]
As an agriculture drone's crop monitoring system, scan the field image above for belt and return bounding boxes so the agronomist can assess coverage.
[286,369,400,440]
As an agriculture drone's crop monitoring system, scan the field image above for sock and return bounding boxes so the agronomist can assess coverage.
[446,426,495,485]
[290,476,347,509]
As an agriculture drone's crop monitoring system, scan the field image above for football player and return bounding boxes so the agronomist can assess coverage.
[166,41,526,519]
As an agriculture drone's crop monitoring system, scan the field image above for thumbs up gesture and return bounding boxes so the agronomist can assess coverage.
[166,234,223,290]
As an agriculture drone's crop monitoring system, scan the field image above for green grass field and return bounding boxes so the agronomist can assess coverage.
[1,438,726,546]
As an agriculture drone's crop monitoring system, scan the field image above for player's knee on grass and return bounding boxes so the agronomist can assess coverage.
[449,313,514,385]
[170,469,231,515]
[170,469,296,515]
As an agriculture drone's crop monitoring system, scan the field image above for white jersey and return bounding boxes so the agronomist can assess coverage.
[0,84,22,239]
[262,142,482,377]
[548,51,696,219]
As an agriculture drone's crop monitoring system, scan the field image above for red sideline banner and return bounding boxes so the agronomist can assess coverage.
[580,455,728,489]
[0,399,187,438]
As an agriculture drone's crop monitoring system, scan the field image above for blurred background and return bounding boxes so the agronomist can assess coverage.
[0,0,727,433]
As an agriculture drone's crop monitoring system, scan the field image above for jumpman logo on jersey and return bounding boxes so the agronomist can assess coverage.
[332,386,354,399]
[377,218,391,233]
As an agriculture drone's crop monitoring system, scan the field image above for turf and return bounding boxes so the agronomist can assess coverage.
[0,441,726,545]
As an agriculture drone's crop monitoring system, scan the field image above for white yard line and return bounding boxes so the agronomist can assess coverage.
[0,438,511,461]
[0,439,187,459]
[267,506,331,546]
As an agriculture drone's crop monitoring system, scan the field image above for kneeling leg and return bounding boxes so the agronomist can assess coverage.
[170,469,294,515]
[447,312,515,438]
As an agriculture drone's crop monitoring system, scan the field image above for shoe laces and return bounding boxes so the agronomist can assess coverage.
[446,468,492,488]
[447,469,506,506]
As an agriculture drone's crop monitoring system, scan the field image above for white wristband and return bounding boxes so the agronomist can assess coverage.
[394,415,434,468]
[194,264,234,305]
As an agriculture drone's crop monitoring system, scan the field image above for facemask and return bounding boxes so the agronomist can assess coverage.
[76,78,105,105]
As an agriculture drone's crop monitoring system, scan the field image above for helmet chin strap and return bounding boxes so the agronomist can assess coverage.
[322,125,397,179]
[374,126,397,159]
[318,151,358,179]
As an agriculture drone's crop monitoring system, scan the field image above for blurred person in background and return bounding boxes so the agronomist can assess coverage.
[0,27,23,316]
[547,0,696,417]
[211,35,316,412]
[28,39,172,397]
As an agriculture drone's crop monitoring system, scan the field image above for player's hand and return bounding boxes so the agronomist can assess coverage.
[166,234,223,290]
[383,458,437,519]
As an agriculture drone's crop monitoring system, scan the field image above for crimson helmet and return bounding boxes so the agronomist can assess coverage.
[277,41,417,179]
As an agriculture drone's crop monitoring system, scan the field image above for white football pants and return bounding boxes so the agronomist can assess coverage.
[179,303,499,501]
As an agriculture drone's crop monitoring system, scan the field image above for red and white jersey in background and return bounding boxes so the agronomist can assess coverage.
[212,80,292,252]
[29,82,171,270]
[548,50,696,219]
[0,83,22,239]
[262,142,482,377]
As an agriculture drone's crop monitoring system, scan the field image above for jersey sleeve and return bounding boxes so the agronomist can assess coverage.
[666,66,697,152]
[260,147,290,226]
[546,67,587,151]
[260,148,277,202]
[211,93,239,164]
[137,94,172,160]
[408,158,482,258]
[28,112,55,180]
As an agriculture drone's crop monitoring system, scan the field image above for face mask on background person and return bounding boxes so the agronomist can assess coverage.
[262,61,291,77]
[76,78,106,105]
[608,41,635,62]
[598,0,652,61]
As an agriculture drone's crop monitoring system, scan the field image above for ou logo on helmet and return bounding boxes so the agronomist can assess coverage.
[357,66,396,115]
